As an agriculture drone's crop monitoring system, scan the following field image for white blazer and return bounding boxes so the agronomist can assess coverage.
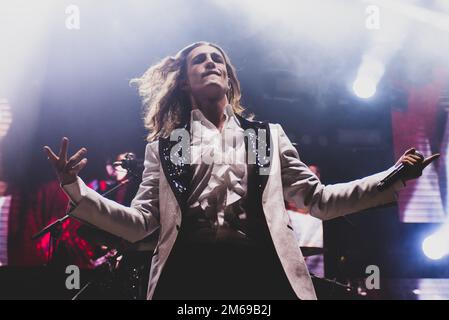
[67,122,402,300]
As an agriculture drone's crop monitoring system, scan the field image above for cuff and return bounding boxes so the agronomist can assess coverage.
[61,176,85,204]
[383,165,406,193]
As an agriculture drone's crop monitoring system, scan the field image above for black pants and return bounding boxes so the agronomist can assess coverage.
[152,241,298,300]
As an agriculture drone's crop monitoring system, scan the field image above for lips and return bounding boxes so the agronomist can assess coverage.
[202,70,221,77]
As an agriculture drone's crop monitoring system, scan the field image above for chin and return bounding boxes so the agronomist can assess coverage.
[201,83,226,99]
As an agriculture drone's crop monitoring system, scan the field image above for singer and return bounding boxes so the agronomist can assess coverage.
[44,42,439,300]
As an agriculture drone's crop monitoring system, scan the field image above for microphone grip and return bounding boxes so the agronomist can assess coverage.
[376,163,405,192]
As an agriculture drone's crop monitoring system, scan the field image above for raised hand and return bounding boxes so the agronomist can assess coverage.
[397,147,440,181]
[43,137,88,185]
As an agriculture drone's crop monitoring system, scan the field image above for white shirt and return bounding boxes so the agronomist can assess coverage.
[186,104,248,236]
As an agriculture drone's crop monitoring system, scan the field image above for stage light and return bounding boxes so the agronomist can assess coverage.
[352,77,377,99]
[422,233,448,260]
[352,54,385,99]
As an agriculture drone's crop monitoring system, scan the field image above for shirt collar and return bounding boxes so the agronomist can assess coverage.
[190,104,241,130]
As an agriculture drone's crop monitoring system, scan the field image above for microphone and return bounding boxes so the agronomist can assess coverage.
[376,151,423,192]
[113,153,143,171]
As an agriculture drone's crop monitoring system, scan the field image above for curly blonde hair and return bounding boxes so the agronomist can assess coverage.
[131,42,246,142]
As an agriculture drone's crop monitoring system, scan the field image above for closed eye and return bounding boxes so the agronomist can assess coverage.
[211,53,224,64]
[192,54,206,64]
[191,52,225,65]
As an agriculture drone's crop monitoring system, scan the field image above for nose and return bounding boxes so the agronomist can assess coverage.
[204,54,216,69]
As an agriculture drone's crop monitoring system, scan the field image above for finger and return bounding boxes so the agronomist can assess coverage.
[68,158,88,175]
[404,156,420,165]
[404,147,416,155]
[67,148,87,168]
[422,153,440,168]
[59,137,69,163]
[404,155,418,162]
[43,146,58,163]
[412,151,424,161]
[407,154,423,162]
[402,159,414,166]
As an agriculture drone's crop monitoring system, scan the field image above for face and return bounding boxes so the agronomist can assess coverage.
[183,45,229,102]
[106,153,129,181]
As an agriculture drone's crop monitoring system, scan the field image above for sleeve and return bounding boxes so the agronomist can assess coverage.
[277,124,404,221]
[62,180,83,204]
[64,142,161,243]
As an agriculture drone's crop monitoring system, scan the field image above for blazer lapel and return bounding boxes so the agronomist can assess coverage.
[236,114,272,192]
[159,122,192,214]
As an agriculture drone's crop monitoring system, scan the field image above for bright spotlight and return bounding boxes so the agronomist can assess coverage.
[352,54,385,99]
[352,77,377,99]
[422,234,448,260]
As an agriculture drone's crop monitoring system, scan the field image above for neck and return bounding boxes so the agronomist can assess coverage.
[191,95,229,132]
